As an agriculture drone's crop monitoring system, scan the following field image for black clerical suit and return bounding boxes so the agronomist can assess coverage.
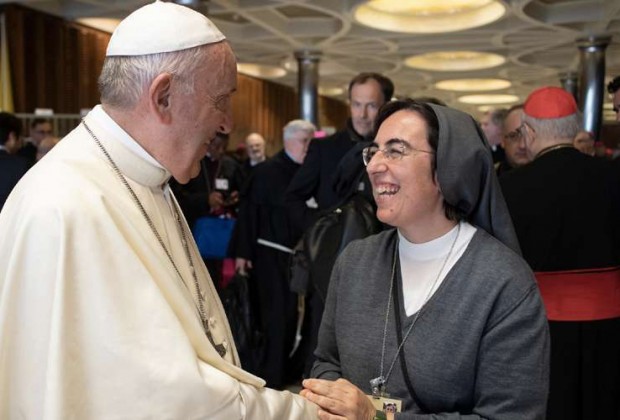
[16,142,37,165]
[171,154,240,289]
[0,150,30,210]
[494,160,515,177]
[285,119,366,217]
[490,144,505,164]
[235,150,310,388]
[171,154,240,228]
[500,146,620,420]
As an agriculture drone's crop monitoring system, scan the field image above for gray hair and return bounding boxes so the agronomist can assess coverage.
[98,45,208,109]
[523,111,582,141]
[283,119,316,141]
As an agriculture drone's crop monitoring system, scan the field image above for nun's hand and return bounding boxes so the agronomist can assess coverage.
[301,378,376,420]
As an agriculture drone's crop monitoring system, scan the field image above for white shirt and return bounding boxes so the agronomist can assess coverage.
[398,221,476,316]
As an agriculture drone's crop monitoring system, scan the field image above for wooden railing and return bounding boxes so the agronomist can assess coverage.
[15,113,82,138]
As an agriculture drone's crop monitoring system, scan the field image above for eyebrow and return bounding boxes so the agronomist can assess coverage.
[384,138,410,147]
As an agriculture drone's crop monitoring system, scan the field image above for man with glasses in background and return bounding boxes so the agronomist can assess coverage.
[495,104,530,176]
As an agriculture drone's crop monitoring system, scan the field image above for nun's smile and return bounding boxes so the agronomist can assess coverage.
[366,110,444,242]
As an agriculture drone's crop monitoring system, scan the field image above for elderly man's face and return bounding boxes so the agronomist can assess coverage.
[173,42,236,183]
[366,110,442,240]
[284,129,314,164]
[245,133,265,162]
[350,79,385,138]
[501,109,530,168]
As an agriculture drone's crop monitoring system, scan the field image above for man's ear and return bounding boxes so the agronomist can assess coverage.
[5,132,17,151]
[148,73,173,124]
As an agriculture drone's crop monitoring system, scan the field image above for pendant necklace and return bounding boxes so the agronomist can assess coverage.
[370,223,461,398]
[82,120,227,358]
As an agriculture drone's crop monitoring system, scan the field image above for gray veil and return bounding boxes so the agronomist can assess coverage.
[428,103,521,255]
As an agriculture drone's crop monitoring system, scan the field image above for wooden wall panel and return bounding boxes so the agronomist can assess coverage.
[2,4,348,150]
[231,74,348,156]
[2,4,106,113]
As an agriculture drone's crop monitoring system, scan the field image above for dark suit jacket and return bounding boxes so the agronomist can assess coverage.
[17,142,37,165]
[0,150,31,210]
[235,150,308,260]
[285,120,365,216]
[170,154,240,229]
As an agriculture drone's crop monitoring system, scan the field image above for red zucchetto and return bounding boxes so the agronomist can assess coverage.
[524,86,578,119]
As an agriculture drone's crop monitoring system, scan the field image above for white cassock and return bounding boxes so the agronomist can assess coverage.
[0,106,317,419]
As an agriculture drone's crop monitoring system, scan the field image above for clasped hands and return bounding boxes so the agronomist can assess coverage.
[301,378,387,420]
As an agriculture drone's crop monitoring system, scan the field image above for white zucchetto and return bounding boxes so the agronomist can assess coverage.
[106,0,226,57]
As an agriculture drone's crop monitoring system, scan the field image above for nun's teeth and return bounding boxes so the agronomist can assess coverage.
[377,185,399,195]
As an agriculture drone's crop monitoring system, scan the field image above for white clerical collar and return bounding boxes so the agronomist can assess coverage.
[250,158,264,166]
[90,105,164,170]
[398,224,460,262]
[284,150,300,164]
[84,105,170,187]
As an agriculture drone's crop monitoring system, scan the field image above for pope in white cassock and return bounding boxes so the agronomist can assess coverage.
[0,1,318,418]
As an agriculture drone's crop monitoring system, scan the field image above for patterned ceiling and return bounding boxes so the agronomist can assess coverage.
[4,0,620,120]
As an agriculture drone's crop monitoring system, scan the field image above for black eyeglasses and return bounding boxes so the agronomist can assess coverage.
[503,128,523,143]
[362,140,434,166]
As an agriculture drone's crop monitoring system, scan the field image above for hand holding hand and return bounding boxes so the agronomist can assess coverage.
[301,378,376,420]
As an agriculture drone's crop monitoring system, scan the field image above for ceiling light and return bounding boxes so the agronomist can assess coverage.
[436,78,511,91]
[477,105,495,112]
[237,63,286,79]
[319,87,344,96]
[75,18,121,33]
[354,0,505,34]
[405,51,506,71]
[458,94,519,105]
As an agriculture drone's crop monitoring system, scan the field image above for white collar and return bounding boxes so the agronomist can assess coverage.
[84,105,171,187]
[90,105,165,171]
[398,223,460,262]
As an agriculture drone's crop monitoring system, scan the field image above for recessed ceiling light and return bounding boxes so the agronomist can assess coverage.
[478,105,495,112]
[319,87,344,96]
[435,78,511,91]
[354,0,505,33]
[459,94,519,105]
[237,63,286,79]
[75,18,121,33]
[405,51,506,72]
